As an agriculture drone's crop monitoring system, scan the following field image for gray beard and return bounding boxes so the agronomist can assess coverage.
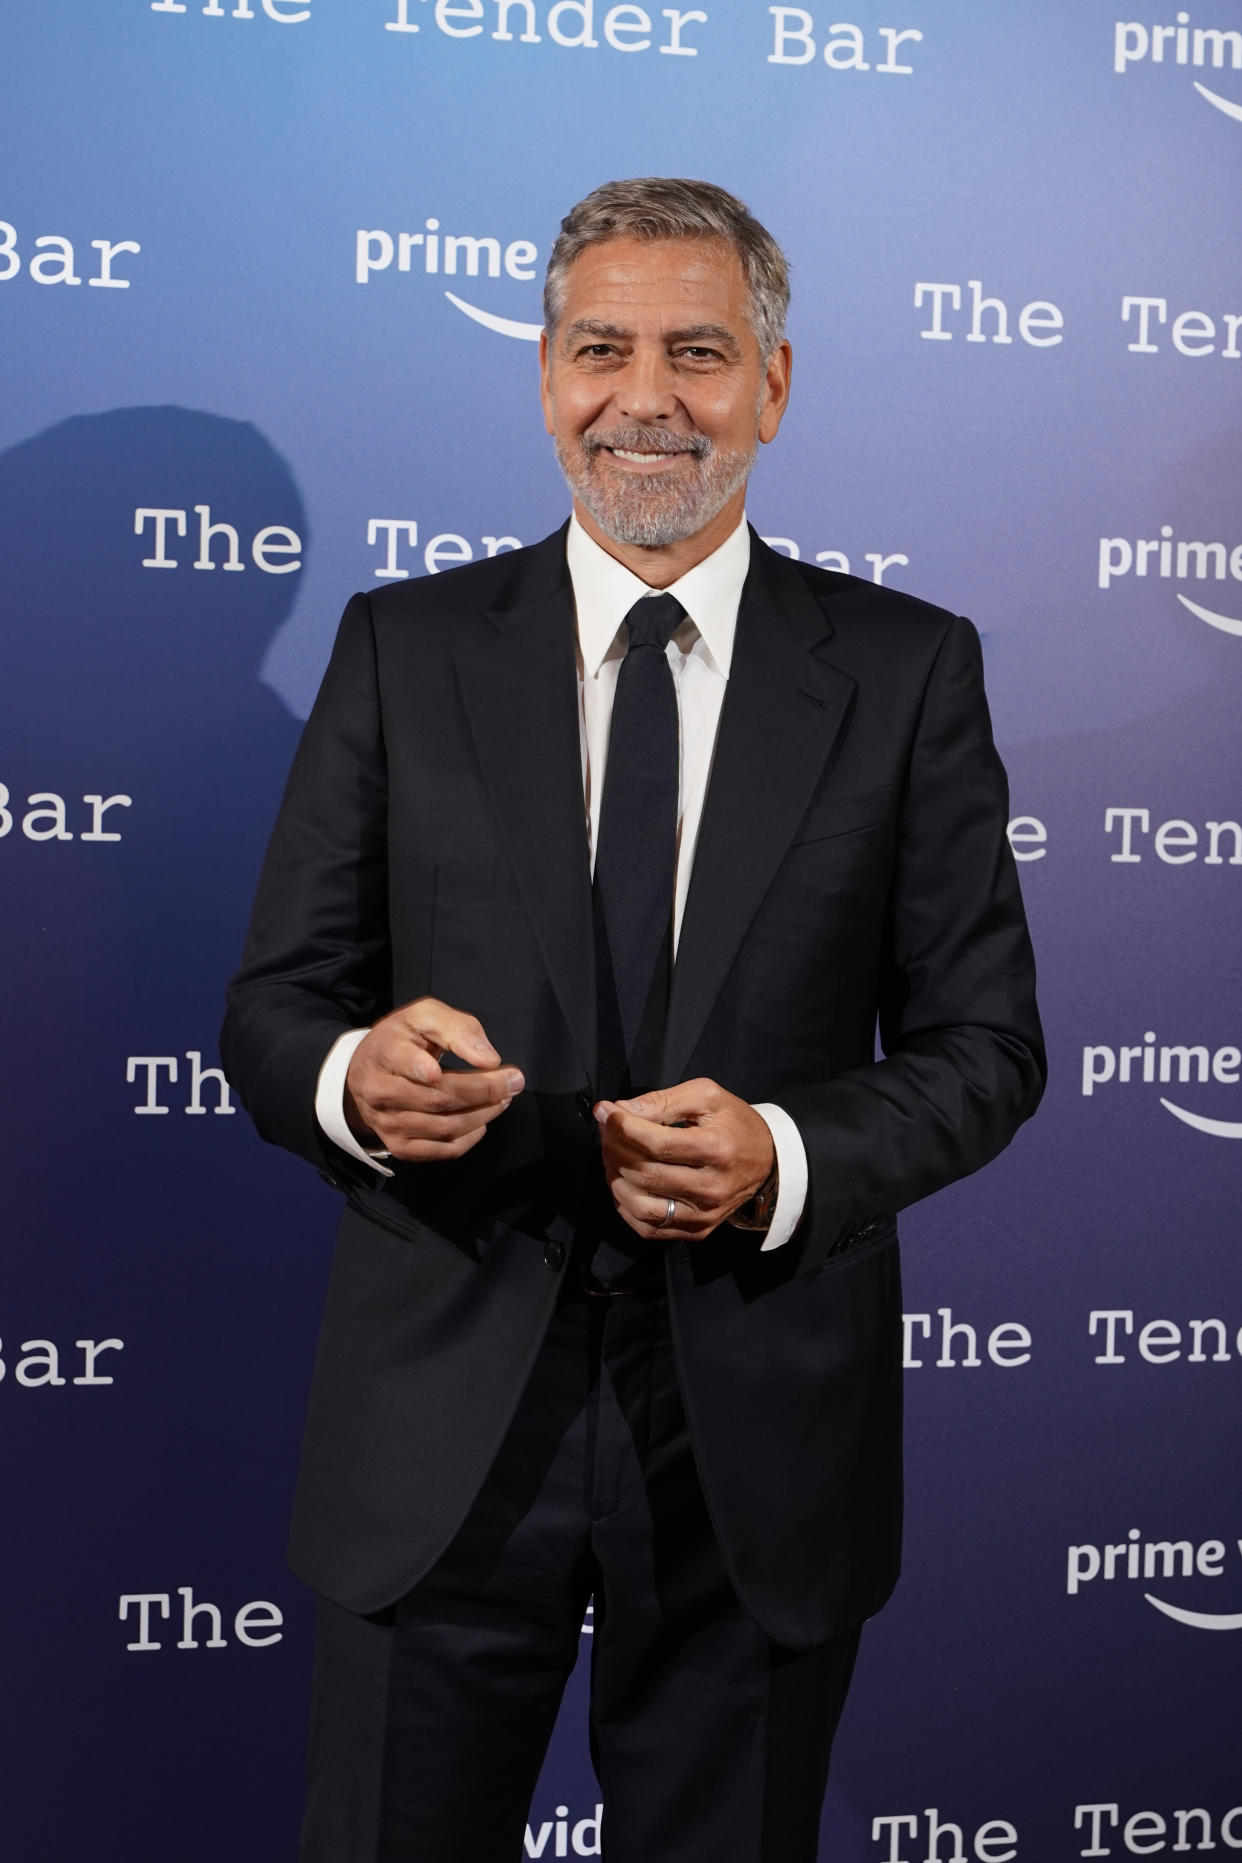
[554,423,756,549]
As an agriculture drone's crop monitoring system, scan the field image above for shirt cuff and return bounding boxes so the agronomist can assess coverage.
[315,1028,394,1179]
[749,1103,809,1252]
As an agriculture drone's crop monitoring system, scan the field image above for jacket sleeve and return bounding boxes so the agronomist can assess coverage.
[780,614,1046,1248]
[219,592,391,1179]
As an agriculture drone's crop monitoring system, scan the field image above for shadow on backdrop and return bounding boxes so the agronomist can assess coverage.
[0,409,323,1858]
[0,403,308,1041]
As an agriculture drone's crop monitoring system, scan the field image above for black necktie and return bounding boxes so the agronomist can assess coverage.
[589,591,684,1283]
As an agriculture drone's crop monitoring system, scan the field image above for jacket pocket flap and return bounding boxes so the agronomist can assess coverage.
[791,783,895,847]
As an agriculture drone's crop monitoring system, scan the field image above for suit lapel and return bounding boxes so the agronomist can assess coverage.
[453,529,597,1081]
[663,538,856,1082]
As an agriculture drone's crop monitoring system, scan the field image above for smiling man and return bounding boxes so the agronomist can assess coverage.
[222,178,1044,1863]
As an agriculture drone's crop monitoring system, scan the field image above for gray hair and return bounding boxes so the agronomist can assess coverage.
[543,177,790,361]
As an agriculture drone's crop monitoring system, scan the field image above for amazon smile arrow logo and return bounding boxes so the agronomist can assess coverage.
[1145,1591,1242,1629]
[1193,77,1242,120]
[1159,1097,1242,1138]
[1176,591,1242,636]
[444,291,541,341]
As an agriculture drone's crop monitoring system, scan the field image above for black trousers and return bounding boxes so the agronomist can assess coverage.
[300,1282,860,1863]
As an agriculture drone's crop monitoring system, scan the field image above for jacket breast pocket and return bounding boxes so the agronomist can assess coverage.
[790,783,895,848]
[815,1216,898,1276]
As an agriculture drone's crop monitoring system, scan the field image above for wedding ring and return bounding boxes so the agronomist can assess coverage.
[658,1196,676,1227]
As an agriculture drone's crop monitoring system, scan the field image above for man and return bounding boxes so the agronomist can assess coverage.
[222,177,1044,1862]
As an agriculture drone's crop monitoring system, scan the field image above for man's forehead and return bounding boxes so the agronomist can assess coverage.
[557,236,751,331]
[561,236,747,299]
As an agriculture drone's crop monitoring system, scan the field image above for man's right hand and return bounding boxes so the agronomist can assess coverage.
[344,997,524,1163]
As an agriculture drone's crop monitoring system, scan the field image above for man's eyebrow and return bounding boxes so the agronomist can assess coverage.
[563,319,632,344]
[664,323,741,354]
[561,319,742,354]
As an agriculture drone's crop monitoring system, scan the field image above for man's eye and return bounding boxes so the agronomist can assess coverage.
[581,345,616,358]
[679,347,720,361]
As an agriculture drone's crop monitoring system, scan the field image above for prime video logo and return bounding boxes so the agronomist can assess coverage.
[1114,14,1242,122]
[1099,528,1242,638]
[1067,1530,1242,1629]
[355,220,542,339]
[1081,1034,1242,1137]
[525,1804,602,1857]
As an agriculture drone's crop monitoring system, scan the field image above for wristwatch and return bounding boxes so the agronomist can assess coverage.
[729,1162,779,1232]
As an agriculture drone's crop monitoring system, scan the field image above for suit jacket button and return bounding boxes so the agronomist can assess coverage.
[576,1093,594,1125]
[543,1238,565,1273]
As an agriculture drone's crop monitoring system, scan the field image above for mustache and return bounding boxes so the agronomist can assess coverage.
[580,425,711,461]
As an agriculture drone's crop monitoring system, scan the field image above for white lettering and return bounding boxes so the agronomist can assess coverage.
[1007,815,1047,861]
[1090,1309,1133,1363]
[368,517,418,579]
[120,1593,170,1651]
[251,524,302,572]
[135,506,187,568]
[768,5,814,62]
[30,235,81,287]
[914,281,960,340]
[234,1600,284,1646]
[1123,296,1167,353]
[74,1338,124,1385]
[875,25,921,72]
[185,1049,235,1115]
[193,504,244,571]
[127,1055,178,1114]
[1105,806,1149,861]
[22,793,73,841]
[81,794,132,842]
[604,3,651,49]
[356,228,394,281]
[178,1586,228,1649]
[659,6,704,53]
[873,1817,921,1863]
[88,238,141,288]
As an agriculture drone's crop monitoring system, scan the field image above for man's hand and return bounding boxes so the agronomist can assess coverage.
[344,997,524,1163]
[595,1078,775,1241]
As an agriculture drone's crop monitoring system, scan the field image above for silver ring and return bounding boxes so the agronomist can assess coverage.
[658,1196,676,1227]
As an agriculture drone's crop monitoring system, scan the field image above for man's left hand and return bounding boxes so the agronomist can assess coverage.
[595,1079,775,1241]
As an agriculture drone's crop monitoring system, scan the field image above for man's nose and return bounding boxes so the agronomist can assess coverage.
[615,350,679,423]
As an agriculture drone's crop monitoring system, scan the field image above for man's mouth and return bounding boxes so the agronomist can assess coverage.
[582,429,708,471]
[607,447,688,464]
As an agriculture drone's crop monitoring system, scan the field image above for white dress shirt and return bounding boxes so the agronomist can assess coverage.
[315,513,809,1251]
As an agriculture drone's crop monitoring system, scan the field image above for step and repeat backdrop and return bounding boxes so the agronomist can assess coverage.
[2,2,1239,1856]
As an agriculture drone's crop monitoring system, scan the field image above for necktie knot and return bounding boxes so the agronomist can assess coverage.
[624,592,684,654]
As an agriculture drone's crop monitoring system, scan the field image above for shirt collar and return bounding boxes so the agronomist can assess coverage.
[566,512,751,681]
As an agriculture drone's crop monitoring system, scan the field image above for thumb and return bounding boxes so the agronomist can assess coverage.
[611,1086,676,1124]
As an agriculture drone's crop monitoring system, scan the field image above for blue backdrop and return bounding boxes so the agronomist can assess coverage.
[2,3,1239,1855]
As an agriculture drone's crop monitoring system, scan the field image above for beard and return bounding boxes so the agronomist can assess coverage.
[554,421,757,549]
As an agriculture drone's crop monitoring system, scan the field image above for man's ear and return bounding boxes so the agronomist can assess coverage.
[758,339,793,445]
[539,329,555,435]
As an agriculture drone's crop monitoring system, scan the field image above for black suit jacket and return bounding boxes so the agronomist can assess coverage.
[221,525,1044,1649]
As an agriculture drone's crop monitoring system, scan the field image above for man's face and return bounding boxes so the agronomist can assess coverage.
[540,236,791,553]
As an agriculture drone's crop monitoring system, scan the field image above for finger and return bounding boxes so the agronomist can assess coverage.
[374,1095,513,1147]
[372,1035,523,1100]
[386,1065,523,1113]
[608,1178,714,1241]
[393,998,503,1071]
[383,1121,492,1164]
[612,1158,715,1205]
[612,1079,722,1126]
[595,1102,722,1168]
